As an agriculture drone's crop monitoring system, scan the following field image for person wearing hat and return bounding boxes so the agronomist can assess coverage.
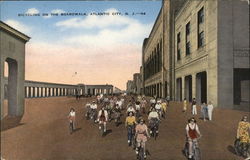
[135,118,150,158]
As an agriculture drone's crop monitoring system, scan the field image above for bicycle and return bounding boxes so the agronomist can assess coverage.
[99,121,105,137]
[69,120,74,134]
[183,137,201,160]
[234,138,250,158]
[114,111,121,126]
[127,125,136,147]
[149,119,159,140]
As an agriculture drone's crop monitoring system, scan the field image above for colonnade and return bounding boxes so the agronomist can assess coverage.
[144,82,162,98]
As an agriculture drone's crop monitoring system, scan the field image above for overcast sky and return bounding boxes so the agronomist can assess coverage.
[1,1,162,90]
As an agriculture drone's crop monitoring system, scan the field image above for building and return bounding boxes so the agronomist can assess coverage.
[141,0,249,110]
[133,73,142,95]
[0,21,30,119]
[142,0,186,98]
[126,80,134,94]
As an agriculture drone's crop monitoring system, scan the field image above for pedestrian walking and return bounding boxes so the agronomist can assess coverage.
[207,101,214,121]
[183,98,187,112]
[200,102,207,121]
[191,98,197,115]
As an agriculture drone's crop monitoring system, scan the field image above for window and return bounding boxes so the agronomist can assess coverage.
[177,49,181,60]
[186,22,190,35]
[198,7,204,24]
[177,32,181,43]
[186,42,191,55]
[198,31,204,48]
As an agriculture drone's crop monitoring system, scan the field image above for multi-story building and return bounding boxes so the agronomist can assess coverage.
[142,0,249,110]
[126,80,134,94]
[174,0,249,109]
[133,73,142,95]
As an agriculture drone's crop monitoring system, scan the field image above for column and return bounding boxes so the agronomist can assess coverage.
[37,87,40,97]
[33,87,35,98]
[48,88,51,97]
[181,76,185,101]
[192,74,196,99]
[28,87,31,98]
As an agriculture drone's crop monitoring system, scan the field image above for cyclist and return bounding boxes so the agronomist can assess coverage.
[161,100,167,118]
[135,101,141,118]
[186,117,201,159]
[148,107,160,135]
[116,98,123,110]
[127,104,136,114]
[125,112,137,145]
[141,97,147,114]
[113,104,121,125]
[97,106,109,133]
[68,108,76,133]
[236,115,250,156]
[90,101,98,122]
[155,101,162,118]
[150,97,156,106]
[127,100,133,109]
[85,102,91,119]
[135,118,150,158]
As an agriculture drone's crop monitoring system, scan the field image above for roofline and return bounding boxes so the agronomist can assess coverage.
[0,21,30,42]
[146,6,163,40]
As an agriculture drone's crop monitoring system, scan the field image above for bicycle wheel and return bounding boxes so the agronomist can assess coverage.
[183,142,189,157]
[69,122,73,134]
[193,147,201,160]
[234,139,242,156]
[139,147,145,160]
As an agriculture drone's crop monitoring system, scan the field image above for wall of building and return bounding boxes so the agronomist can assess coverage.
[0,22,30,119]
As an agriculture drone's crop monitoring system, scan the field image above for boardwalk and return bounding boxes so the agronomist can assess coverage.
[1,96,248,160]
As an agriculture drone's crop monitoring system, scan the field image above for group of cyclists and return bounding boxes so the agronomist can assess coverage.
[67,94,250,160]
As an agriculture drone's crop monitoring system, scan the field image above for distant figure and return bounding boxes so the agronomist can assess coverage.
[200,102,207,121]
[68,108,76,132]
[191,98,197,115]
[183,98,187,112]
[166,96,170,105]
[207,101,214,121]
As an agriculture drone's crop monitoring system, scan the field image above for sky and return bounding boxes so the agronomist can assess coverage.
[1,1,162,90]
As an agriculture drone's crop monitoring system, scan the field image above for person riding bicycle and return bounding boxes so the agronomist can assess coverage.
[113,104,121,124]
[186,117,201,159]
[116,98,123,110]
[236,115,250,156]
[135,101,141,118]
[127,104,136,114]
[150,97,156,106]
[155,101,162,118]
[97,106,108,133]
[125,112,137,145]
[90,101,98,122]
[148,107,160,135]
[68,108,76,133]
[161,100,167,118]
[141,97,147,114]
[135,118,150,158]
[85,102,91,118]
